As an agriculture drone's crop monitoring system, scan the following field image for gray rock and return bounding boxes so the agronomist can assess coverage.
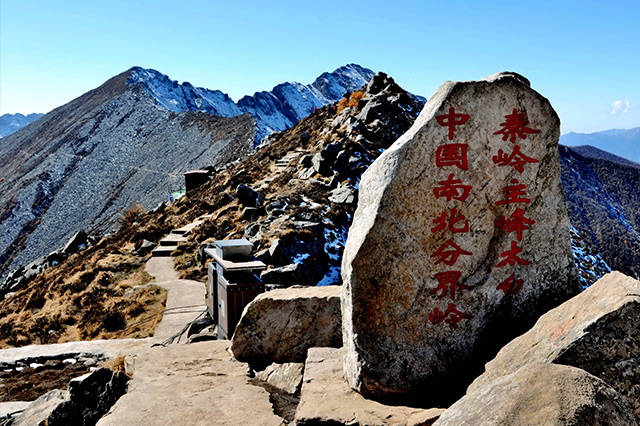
[241,207,258,222]
[10,389,68,426]
[255,362,304,394]
[466,271,640,419]
[47,368,130,425]
[434,363,638,426]
[260,263,300,286]
[134,239,156,256]
[311,153,332,176]
[328,183,357,204]
[231,286,342,365]
[62,231,87,255]
[268,239,288,266]
[341,71,579,402]
[235,184,265,208]
[265,199,287,215]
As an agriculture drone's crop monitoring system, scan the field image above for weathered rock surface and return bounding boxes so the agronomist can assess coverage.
[97,341,282,426]
[467,271,640,418]
[435,362,638,426]
[342,71,579,402]
[231,286,342,365]
[255,362,304,394]
[46,368,130,425]
[8,390,68,426]
[295,348,445,425]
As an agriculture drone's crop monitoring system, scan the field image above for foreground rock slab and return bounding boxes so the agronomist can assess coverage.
[255,362,304,394]
[231,286,341,365]
[295,348,444,425]
[467,271,640,418]
[342,71,579,400]
[434,363,638,426]
[97,341,281,426]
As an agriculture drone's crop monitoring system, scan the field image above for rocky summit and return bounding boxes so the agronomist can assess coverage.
[341,72,580,403]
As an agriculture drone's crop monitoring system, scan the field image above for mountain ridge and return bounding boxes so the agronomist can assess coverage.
[126,64,381,142]
[560,127,640,164]
[0,113,44,138]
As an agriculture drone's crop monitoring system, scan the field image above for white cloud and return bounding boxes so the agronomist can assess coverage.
[611,99,630,115]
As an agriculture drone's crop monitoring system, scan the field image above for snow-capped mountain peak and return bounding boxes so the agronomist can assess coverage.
[126,64,376,142]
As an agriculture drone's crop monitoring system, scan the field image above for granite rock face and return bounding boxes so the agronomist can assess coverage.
[341,72,579,402]
[467,271,640,419]
[434,362,638,426]
[231,286,342,365]
[255,362,304,394]
[295,348,445,426]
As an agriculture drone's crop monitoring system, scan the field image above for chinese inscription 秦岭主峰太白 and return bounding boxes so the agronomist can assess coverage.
[492,109,540,295]
[428,107,473,328]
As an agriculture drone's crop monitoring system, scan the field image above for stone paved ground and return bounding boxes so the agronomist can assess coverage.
[97,341,282,426]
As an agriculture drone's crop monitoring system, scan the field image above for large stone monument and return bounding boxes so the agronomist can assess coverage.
[341,72,579,403]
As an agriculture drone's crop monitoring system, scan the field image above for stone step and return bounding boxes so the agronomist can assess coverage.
[159,235,188,246]
[151,246,175,257]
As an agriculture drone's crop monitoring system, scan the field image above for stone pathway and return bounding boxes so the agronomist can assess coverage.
[146,217,209,343]
[97,341,281,426]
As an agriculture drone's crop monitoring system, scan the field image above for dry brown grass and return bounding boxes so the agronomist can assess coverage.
[120,204,145,228]
[100,355,131,376]
[337,90,365,113]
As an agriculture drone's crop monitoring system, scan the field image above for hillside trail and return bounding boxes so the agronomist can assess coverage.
[145,215,211,344]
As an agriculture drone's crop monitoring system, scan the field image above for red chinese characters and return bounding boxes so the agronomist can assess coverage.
[431,208,469,233]
[431,239,472,266]
[436,107,470,140]
[497,241,531,267]
[428,107,474,328]
[493,108,540,143]
[494,208,535,241]
[497,273,524,295]
[436,143,468,170]
[491,108,539,295]
[495,179,531,206]
[433,174,472,202]
[431,271,469,300]
[492,145,539,173]
[428,303,472,328]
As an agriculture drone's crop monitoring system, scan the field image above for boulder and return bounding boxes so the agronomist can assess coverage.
[134,239,156,256]
[46,368,130,425]
[231,286,342,365]
[467,271,640,418]
[328,183,357,204]
[255,362,304,394]
[294,348,444,425]
[10,389,68,426]
[435,363,638,426]
[341,72,579,402]
[62,231,87,254]
[235,184,265,208]
[260,263,301,285]
[241,207,258,222]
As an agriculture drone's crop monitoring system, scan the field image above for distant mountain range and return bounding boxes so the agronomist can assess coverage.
[560,127,640,164]
[0,113,44,138]
[0,64,382,281]
[128,64,380,142]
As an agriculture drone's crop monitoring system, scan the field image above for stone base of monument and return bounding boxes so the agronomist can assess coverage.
[294,347,445,425]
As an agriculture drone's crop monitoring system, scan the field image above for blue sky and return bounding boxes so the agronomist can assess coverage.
[1,0,638,134]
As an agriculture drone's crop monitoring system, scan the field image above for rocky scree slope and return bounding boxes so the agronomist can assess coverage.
[0,72,425,349]
[169,72,426,287]
[0,69,255,282]
[559,145,640,280]
[0,113,44,138]
[127,64,384,142]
